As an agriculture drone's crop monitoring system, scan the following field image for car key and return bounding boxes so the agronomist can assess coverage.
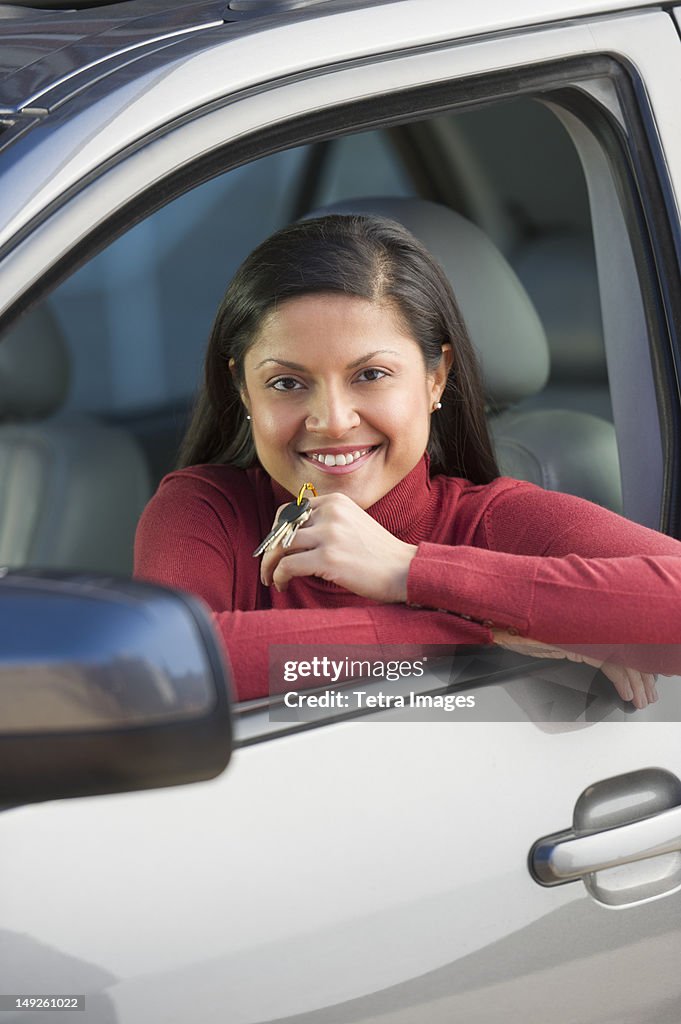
[280,504,311,548]
[252,497,311,558]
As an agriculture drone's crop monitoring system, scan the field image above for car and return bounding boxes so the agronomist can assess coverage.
[1,0,681,1021]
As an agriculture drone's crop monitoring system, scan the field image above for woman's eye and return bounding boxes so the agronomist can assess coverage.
[270,377,304,391]
[356,368,387,383]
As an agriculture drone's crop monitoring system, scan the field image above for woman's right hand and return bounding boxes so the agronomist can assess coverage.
[259,493,417,603]
[492,629,659,709]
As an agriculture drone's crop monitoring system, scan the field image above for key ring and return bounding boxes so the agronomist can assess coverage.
[297,482,317,505]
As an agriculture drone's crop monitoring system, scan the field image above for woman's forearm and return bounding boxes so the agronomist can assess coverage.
[407,544,681,675]
[213,604,491,701]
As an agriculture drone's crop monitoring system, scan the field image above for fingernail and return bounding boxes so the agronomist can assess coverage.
[623,688,633,701]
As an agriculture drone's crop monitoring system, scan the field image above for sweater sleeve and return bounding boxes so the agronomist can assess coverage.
[407,482,681,674]
[210,605,488,701]
[134,475,491,701]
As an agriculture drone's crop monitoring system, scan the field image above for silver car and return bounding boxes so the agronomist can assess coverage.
[1,0,681,1020]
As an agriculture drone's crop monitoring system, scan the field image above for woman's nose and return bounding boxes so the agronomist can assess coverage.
[304,387,361,437]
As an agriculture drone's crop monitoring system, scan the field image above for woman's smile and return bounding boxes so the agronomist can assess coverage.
[299,444,380,473]
[241,293,449,508]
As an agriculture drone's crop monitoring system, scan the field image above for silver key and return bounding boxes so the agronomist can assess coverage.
[252,499,311,557]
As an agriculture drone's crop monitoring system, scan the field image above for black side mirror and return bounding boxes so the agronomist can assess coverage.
[0,571,233,806]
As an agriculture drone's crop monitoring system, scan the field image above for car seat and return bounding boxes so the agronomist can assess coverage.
[438,100,613,422]
[303,196,623,512]
[0,306,151,573]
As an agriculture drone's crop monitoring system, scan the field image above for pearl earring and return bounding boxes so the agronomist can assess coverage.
[246,414,251,421]
[432,401,442,412]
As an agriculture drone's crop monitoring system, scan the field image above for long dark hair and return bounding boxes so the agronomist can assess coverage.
[178,214,500,483]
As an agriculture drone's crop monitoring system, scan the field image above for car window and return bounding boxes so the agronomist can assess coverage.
[55,149,309,417]
[50,130,413,419]
[309,130,415,209]
[22,104,611,440]
[0,86,652,677]
[444,99,609,422]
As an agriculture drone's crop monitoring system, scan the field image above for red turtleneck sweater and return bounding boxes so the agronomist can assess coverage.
[134,456,681,700]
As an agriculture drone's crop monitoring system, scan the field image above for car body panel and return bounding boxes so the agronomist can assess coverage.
[2,704,681,1021]
[0,0,667,108]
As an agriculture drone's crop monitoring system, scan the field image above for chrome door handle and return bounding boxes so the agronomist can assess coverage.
[532,803,681,885]
[531,769,681,906]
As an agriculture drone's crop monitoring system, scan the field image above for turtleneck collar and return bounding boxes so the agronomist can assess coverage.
[269,453,440,544]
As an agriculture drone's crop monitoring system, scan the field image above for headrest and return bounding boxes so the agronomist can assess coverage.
[304,197,549,406]
[0,306,70,419]
[513,233,606,381]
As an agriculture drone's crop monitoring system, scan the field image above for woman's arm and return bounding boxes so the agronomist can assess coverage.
[407,483,681,675]
[209,605,488,701]
[255,481,681,668]
[133,475,491,701]
[490,629,659,708]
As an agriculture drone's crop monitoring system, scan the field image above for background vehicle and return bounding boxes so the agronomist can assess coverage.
[1,0,681,1021]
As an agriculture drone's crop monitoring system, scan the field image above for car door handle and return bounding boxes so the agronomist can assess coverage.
[531,804,681,885]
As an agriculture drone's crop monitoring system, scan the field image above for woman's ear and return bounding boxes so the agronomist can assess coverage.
[431,343,454,403]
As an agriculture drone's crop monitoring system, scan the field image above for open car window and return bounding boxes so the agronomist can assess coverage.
[0,44,674,721]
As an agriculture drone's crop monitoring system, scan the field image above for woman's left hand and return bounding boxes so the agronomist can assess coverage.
[492,629,659,709]
[260,492,417,603]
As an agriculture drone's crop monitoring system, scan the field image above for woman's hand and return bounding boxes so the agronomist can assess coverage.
[492,629,659,709]
[260,493,417,603]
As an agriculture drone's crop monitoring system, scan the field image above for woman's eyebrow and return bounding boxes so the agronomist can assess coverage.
[254,349,400,371]
[253,358,306,371]
[346,349,401,368]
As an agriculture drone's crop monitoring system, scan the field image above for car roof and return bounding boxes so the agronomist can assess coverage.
[0,0,227,111]
[0,0,666,114]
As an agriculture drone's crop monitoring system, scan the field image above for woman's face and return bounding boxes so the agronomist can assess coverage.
[239,293,451,508]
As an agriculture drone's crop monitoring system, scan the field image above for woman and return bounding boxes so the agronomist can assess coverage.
[134,214,681,704]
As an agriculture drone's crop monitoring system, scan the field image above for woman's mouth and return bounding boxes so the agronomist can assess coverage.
[300,446,379,473]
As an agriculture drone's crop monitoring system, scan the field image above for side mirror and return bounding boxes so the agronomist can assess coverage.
[0,571,233,806]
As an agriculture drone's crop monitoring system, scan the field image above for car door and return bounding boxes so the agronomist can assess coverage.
[1,4,681,1022]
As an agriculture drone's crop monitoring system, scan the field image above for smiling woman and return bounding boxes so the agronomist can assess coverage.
[133,214,681,704]
[237,292,450,511]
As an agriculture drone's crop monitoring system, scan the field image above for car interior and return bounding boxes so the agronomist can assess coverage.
[0,96,622,580]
